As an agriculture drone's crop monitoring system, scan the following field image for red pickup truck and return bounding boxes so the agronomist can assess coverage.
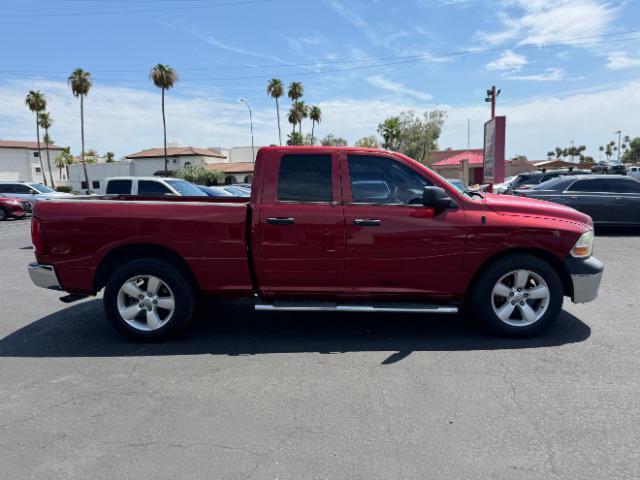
[28,147,603,339]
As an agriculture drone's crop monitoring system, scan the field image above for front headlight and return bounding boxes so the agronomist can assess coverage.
[571,230,594,258]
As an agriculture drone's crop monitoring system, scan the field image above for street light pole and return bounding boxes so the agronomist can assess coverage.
[615,130,621,164]
[240,98,255,163]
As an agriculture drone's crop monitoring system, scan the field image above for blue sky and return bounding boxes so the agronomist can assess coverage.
[1,0,640,159]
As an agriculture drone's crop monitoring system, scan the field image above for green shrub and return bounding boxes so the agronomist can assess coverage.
[55,185,74,193]
[175,163,222,186]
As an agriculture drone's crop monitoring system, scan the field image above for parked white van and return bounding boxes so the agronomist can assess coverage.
[102,177,207,197]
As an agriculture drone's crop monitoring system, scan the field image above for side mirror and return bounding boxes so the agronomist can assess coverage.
[423,186,454,209]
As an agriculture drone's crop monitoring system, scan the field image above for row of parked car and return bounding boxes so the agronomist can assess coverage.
[0,178,253,221]
[495,169,640,226]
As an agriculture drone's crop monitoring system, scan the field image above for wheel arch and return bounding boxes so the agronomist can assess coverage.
[93,243,199,294]
[464,247,573,303]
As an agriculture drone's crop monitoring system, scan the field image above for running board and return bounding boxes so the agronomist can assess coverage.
[255,301,458,314]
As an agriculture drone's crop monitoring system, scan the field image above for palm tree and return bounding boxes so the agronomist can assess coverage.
[25,91,48,186]
[287,81,304,132]
[149,64,179,176]
[68,68,93,193]
[309,105,322,145]
[287,106,301,134]
[295,101,308,135]
[38,112,56,188]
[55,147,74,180]
[267,78,284,146]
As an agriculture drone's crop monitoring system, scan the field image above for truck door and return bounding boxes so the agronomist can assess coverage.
[341,153,466,300]
[254,152,344,294]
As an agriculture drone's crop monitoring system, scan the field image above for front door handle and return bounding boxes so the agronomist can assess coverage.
[267,217,295,225]
[353,218,381,227]
[615,197,624,202]
[570,196,579,200]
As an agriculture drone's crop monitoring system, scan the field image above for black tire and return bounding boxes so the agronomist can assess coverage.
[103,259,195,340]
[469,254,564,337]
[0,208,6,221]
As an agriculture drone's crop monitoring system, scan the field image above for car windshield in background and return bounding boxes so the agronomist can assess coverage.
[223,186,250,197]
[165,180,207,196]
[30,183,56,193]
[517,175,542,186]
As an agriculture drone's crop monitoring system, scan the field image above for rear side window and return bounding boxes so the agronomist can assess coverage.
[568,179,606,192]
[138,180,172,196]
[106,180,132,195]
[277,154,332,202]
[606,178,640,193]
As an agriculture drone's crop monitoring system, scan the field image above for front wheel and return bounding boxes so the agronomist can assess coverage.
[470,254,564,337]
[0,208,6,221]
[103,259,195,340]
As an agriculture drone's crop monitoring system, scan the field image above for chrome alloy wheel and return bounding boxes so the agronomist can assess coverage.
[116,275,175,331]
[491,269,550,327]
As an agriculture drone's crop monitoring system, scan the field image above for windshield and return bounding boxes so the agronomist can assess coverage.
[165,180,207,196]
[30,183,56,193]
[531,177,570,190]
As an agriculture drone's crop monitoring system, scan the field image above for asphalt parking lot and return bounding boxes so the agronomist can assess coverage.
[1,219,639,480]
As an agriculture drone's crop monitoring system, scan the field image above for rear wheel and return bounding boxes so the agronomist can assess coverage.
[103,259,195,340]
[0,208,6,221]
[470,254,563,337]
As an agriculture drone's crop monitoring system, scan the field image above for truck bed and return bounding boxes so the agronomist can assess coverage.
[33,196,253,296]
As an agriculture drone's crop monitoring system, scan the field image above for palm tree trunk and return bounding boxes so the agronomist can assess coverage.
[311,121,315,146]
[276,97,282,146]
[59,166,62,180]
[80,94,91,194]
[65,164,70,180]
[162,87,168,175]
[44,128,55,188]
[35,115,47,186]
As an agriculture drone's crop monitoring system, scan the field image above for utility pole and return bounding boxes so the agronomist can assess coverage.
[570,140,575,164]
[615,130,622,163]
[467,118,470,150]
[485,86,501,119]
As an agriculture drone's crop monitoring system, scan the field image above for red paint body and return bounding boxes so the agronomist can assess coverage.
[33,147,593,304]
[0,196,26,218]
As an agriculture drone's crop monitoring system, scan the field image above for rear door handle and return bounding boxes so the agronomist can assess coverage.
[570,196,579,200]
[267,217,295,225]
[615,197,624,202]
[353,218,381,227]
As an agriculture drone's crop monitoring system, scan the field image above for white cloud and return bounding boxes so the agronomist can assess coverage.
[476,0,616,47]
[606,52,640,71]
[506,67,565,81]
[487,50,528,71]
[366,76,433,101]
[2,78,640,161]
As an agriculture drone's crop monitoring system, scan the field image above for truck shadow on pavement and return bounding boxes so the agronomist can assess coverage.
[0,298,591,364]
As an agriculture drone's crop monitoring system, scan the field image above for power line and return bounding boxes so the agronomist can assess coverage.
[3,30,640,82]
[0,0,272,17]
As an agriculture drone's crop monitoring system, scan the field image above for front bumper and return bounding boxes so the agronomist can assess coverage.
[28,263,62,291]
[565,256,604,304]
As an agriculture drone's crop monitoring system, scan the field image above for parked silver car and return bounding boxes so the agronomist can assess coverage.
[0,181,74,209]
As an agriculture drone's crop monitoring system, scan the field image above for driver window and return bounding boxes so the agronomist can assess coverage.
[347,155,431,205]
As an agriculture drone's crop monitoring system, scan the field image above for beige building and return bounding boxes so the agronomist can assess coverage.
[125,146,226,176]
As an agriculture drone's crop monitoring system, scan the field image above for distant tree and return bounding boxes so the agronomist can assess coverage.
[175,163,221,185]
[25,90,48,186]
[38,112,55,188]
[68,68,93,192]
[85,148,98,164]
[377,116,401,151]
[309,105,322,145]
[149,64,179,175]
[105,151,115,162]
[54,147,74,180]
[582,156,595,164]
[547,151,554,159]
[267,78,284,146]
[294,100,308,135]
[320,134,348,146]
[622,137,640,163]
[355,135,380,148]
[286,131,304,146]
